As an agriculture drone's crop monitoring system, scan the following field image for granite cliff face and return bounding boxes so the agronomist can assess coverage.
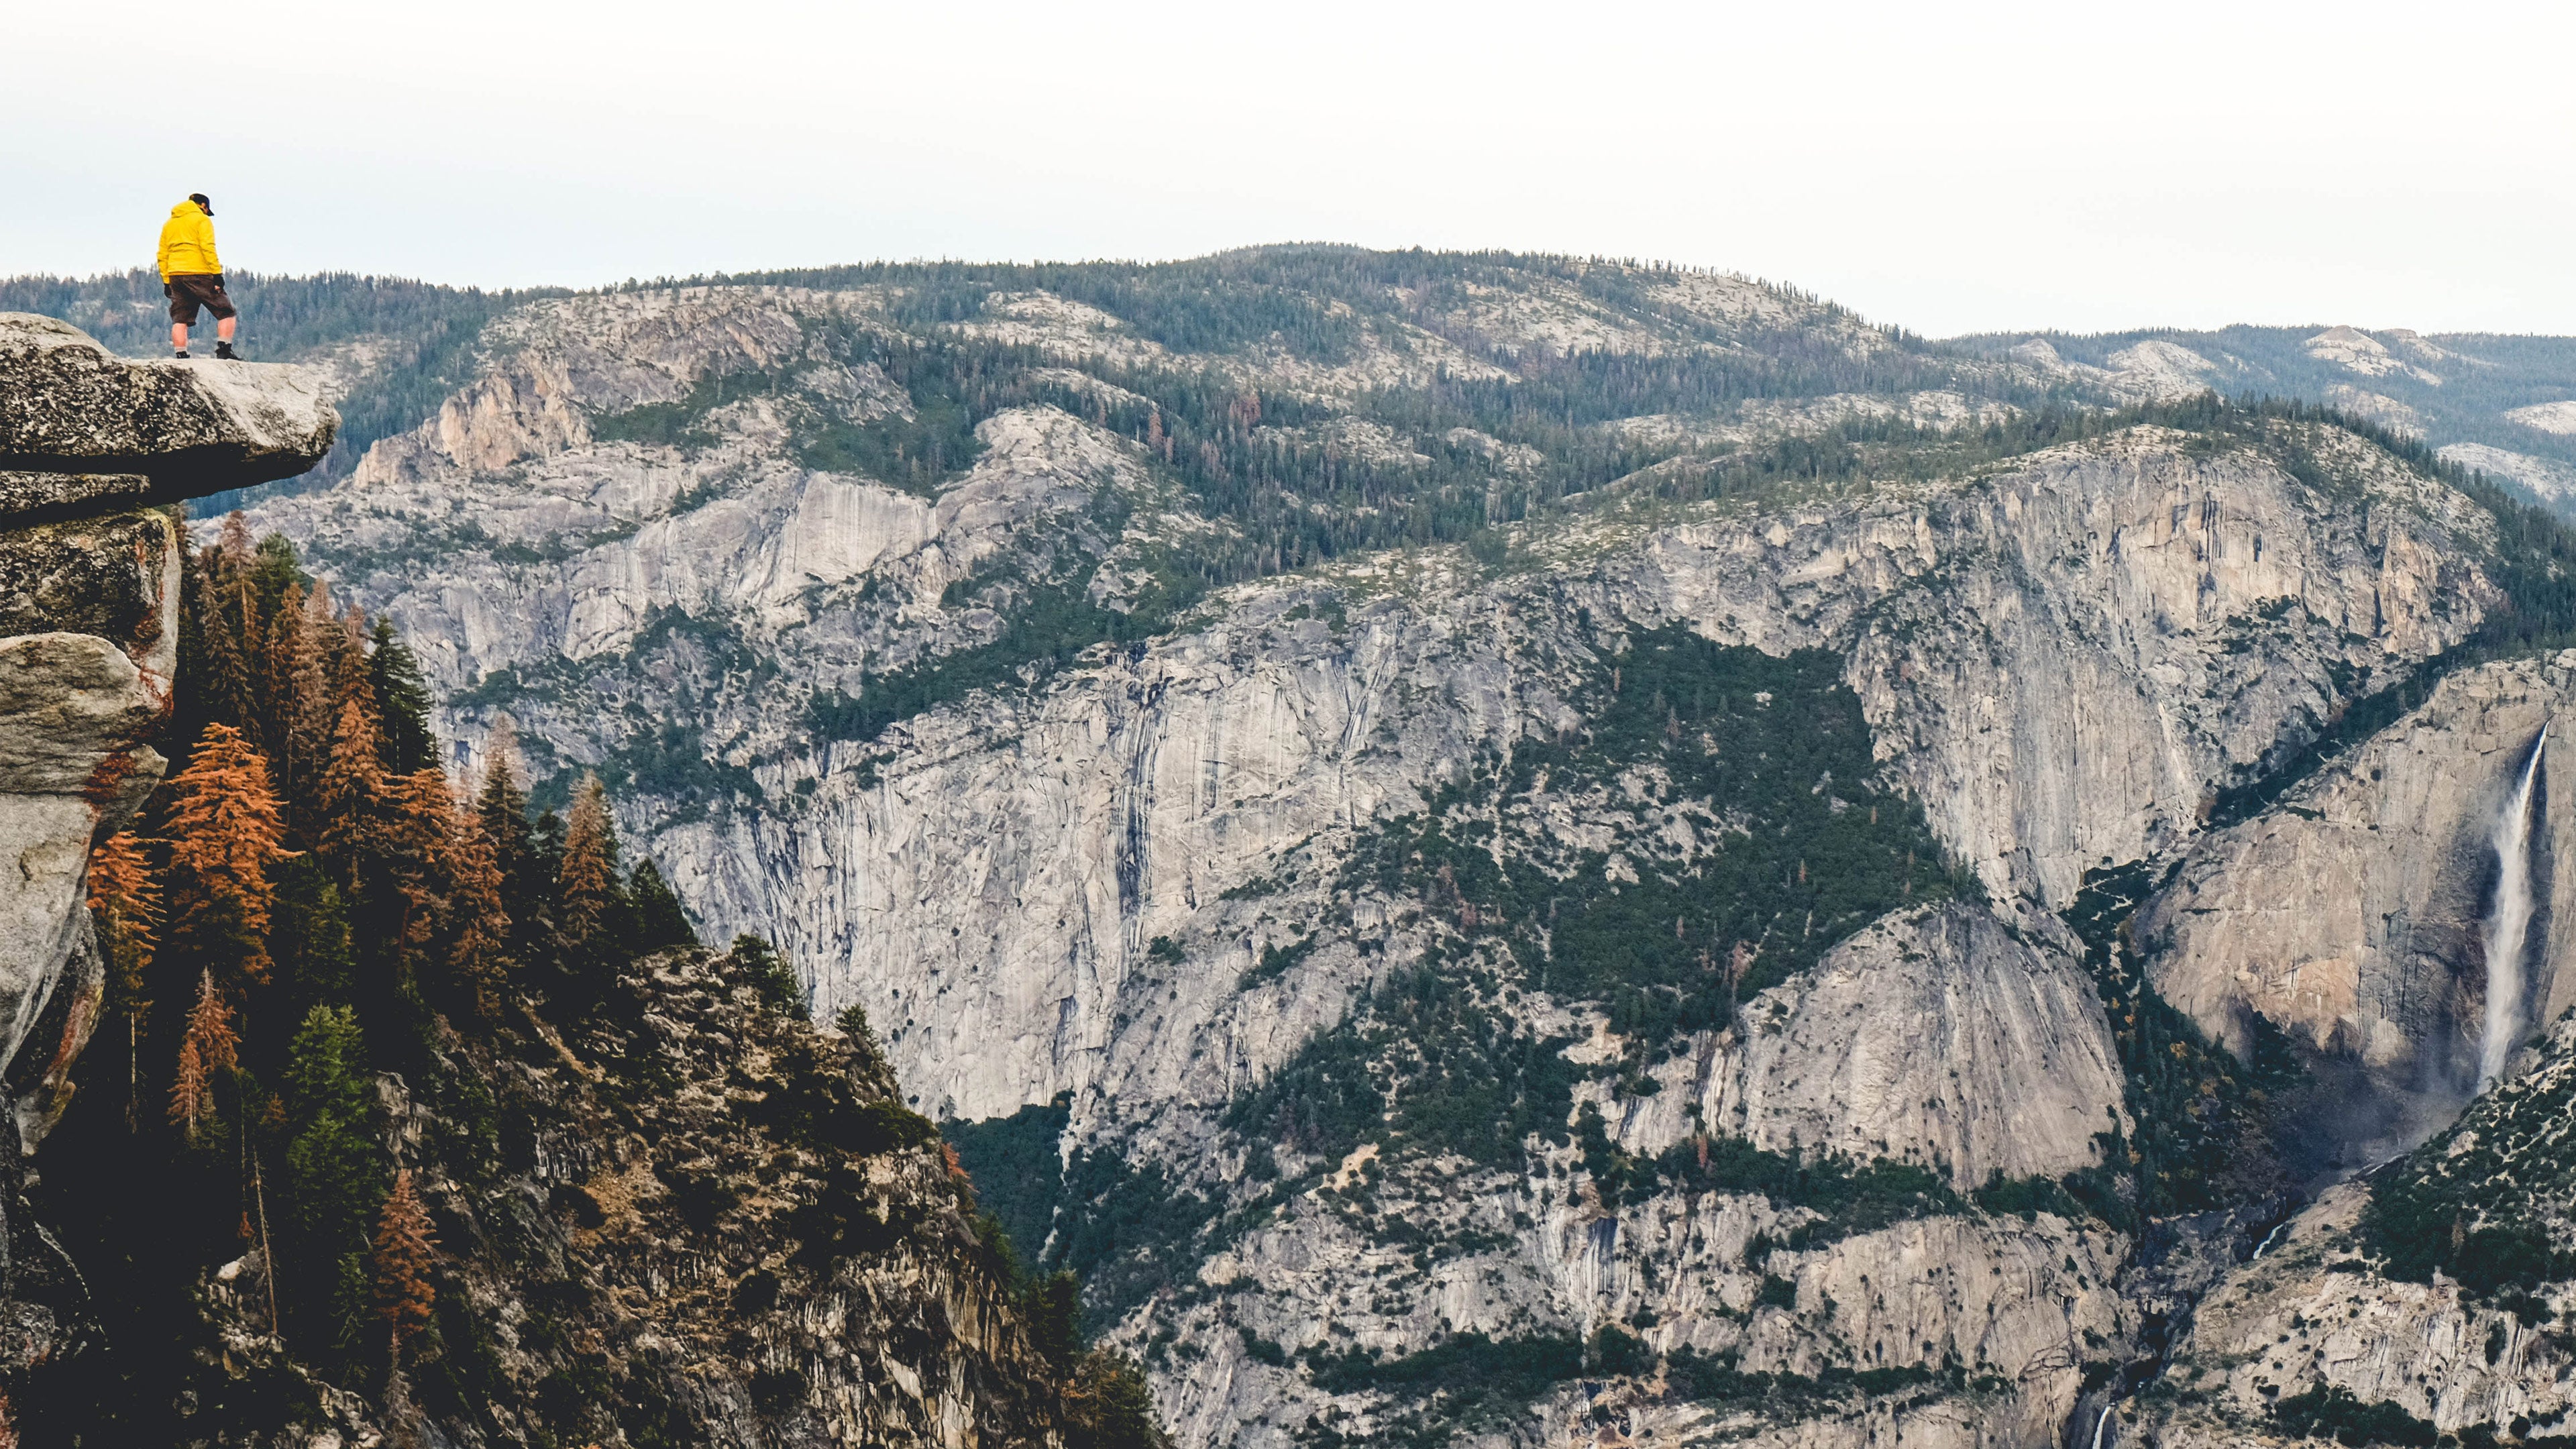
[207,258,2576,1449]
[2145,655,2576,1099]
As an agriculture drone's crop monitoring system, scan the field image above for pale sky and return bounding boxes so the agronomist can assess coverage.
[7,0,2571,339]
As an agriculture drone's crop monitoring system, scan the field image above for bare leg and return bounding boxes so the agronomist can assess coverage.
[170,321,189,353]
[217,315,235,344]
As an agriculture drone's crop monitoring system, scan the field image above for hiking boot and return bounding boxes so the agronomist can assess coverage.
[173,350,190,359]
[215,341,237,360]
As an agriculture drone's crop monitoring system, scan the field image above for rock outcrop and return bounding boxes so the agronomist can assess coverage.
[0,316,333,1433]
[0,313,338,503]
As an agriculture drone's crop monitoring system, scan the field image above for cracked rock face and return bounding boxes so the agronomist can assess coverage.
[0,513,179,1151]
[0,313,337,502]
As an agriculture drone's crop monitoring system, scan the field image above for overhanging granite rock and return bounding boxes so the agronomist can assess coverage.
[0,313,337,504]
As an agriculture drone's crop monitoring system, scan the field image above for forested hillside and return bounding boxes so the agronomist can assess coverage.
[34,515,1160,1447]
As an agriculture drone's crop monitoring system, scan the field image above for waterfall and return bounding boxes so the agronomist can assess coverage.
[2479,727,2548,1088]
[2090,1403,2116,1449]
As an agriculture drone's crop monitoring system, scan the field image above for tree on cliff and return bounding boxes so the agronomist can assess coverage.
[370,1168,438,1352]
[556,773,630,1008]
[1066,1350,1169,1449]
[313,692,385,890]
[368,619,439,776]
[167,971,240,1142]
[160,723,294,986]
[629,857,697,953]
[444,807,511,1022]
[87,831,160,1133]
[282,1004,383,1360]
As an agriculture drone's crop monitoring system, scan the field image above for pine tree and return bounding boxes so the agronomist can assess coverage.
[193,564,258,734]
[262,582,329,823]
[313,692,386,890]
[1067,1349,1169,1449]
[162,723,295,985]
[371,1168,438,1352]
[183,969,241,1075]
[476,718,551,973]
[445,808,511,1022]
[168,971,239,1142]
[294,586,345,816]
[629,857,697,952]
[168,1036,209,1138]
[369,619,439,776]
[87,831,160,1132]
[555,775,625,1010]
[282,1004,383,1360]
[378,769,462,981]
[273,859,359,1018]
[559,773,618,945]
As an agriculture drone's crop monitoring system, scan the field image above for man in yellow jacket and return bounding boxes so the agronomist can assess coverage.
[158,193,237,360]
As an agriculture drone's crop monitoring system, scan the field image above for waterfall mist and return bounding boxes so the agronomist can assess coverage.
[2479,727,2548,1088]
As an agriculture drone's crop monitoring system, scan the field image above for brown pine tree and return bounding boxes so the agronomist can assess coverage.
[446,808,512,1022]
[162,723,296,985]
[262,582,331,828]
[321,599,372,711]
[558,772,617,948]
[168,1036,208,1137]
[87,832,160,1131]
[380,769,462,977]
[372,1169,439,1352]
[313,692,387,890]
[183,969,240,1075]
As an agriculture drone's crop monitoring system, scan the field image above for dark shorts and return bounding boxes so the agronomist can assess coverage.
[167,274,235,325]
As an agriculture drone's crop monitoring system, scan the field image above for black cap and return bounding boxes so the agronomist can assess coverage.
[189,193,212,215]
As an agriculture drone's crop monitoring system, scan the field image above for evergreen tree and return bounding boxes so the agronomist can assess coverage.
[475,718,553,975]
[246,531,303,629]
[272,859,359,1024]
[558,773,619,945]
[282,1004,382,1360]
[168,971,241,1144]
[373,769,461,1002]
[368,619,439,776]
[182,970,241,1076]
[445,808,511,1022]
[161,724,294,986]
[87,831,160,1133]
[262,582,328,814]
[370,1168,438,1353]
[556,775,625,1006]
[628,857,696,951]
[313,692,386,890]
[1067,1350,1167,1449]
[193,564,258,736]
[731,934,805,1020]
[1026,1270,1083,1372]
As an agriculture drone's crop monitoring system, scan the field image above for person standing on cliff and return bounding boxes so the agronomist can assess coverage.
[158,193,237,360]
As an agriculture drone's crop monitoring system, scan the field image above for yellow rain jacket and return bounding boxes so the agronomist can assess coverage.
[157,201,221,280]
